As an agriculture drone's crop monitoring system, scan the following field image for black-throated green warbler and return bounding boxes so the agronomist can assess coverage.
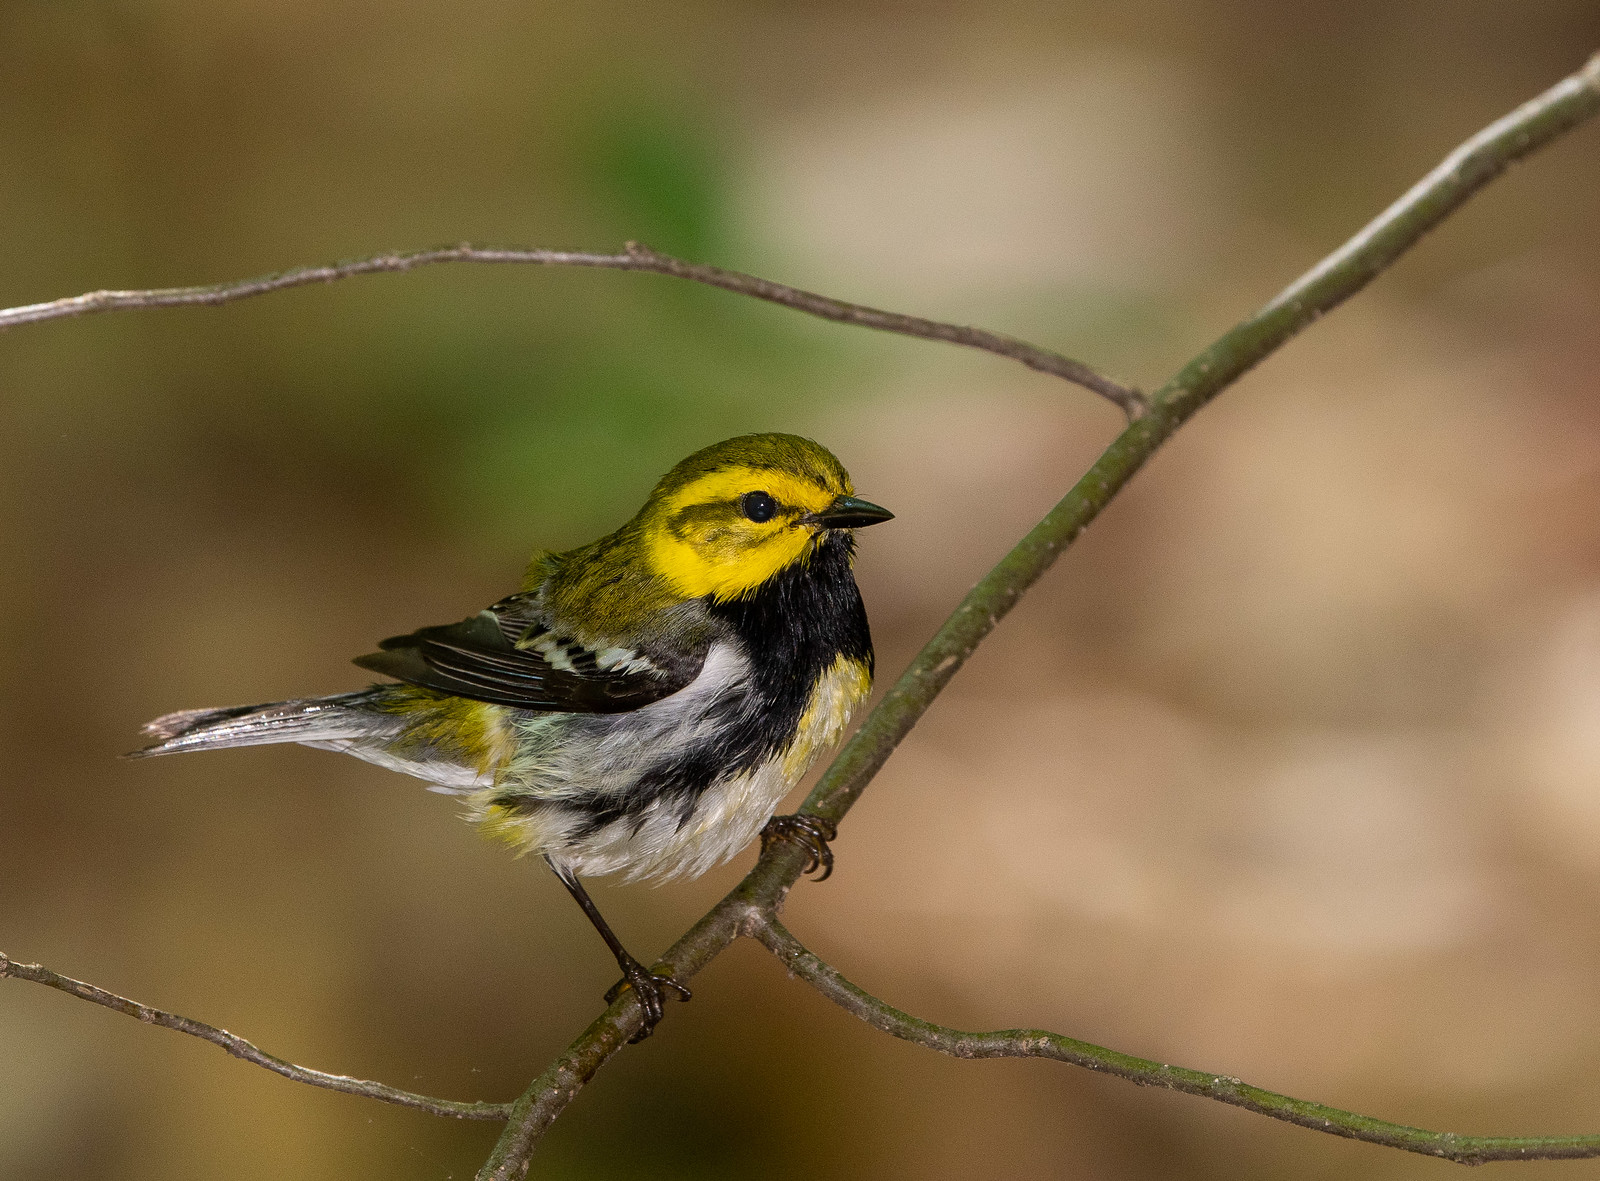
[134,433,893,1035]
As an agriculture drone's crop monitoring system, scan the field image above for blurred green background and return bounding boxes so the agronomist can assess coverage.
[4,3,1600,1178]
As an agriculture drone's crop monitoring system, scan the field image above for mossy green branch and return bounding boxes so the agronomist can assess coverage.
[2,50,1595,1181]
[478,51,1600,1181]
[753,918,1600,1165]
[804,50,1600,825]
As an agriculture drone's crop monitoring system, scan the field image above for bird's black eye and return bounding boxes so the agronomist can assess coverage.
[740,491,777,522]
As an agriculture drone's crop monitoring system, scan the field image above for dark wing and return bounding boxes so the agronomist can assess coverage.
[352,596,699,713]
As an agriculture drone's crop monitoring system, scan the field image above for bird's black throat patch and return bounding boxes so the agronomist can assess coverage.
[567,531,873,836]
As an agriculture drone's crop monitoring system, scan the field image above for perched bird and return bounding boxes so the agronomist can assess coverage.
[133,433,892,1036]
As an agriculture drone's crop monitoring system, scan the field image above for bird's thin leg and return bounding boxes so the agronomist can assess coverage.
[544,856,690,1041]
[760,813,839,881]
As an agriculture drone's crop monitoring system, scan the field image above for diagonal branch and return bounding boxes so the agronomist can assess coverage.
[474,877,787,1179]
[799,50,1600,830]
[5,50,1594,1181]
[752,918,1600,1166]
[473,51,1600,1181]
[0,952,511,1121]
[0,241,1144,418]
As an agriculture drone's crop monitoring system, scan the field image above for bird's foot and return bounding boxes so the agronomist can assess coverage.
[605,955,692,1042]
[761,813,839,881]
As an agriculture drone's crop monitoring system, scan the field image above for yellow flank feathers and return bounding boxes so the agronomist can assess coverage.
[131,432,889,1042]
[645,465,850,602]
[380,688,516,779]
[781,654,873,781]
[478,800,542,851]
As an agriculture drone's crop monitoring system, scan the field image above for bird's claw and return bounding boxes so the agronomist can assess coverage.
[606,955,692,1042]
[761,813,839,881]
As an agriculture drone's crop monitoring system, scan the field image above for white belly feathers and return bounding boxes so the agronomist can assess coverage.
[465,642,869,882]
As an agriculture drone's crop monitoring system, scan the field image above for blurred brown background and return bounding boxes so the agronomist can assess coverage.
[4,2,1600,1178]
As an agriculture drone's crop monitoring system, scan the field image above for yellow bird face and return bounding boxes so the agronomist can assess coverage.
[641,437,893,602]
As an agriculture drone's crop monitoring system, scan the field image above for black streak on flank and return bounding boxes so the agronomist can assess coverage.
[569,532,873,836]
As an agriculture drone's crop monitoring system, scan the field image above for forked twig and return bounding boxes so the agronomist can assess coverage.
[2,51,1596,1181]
[477,50,1600,1180]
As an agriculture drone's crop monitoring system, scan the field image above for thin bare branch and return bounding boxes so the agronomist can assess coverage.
[475,889,776,1180]
[800,50,1600,831]
[753,918,1600,1165]
[8,50,1595,1181]
[0,952,511,1121]
[475,51,1600,1180]
[0,241,1144,418]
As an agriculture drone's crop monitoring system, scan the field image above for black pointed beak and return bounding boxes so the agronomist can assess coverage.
[805,495,895,530]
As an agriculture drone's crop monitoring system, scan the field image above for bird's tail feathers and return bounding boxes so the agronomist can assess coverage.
[129,691,387,758]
